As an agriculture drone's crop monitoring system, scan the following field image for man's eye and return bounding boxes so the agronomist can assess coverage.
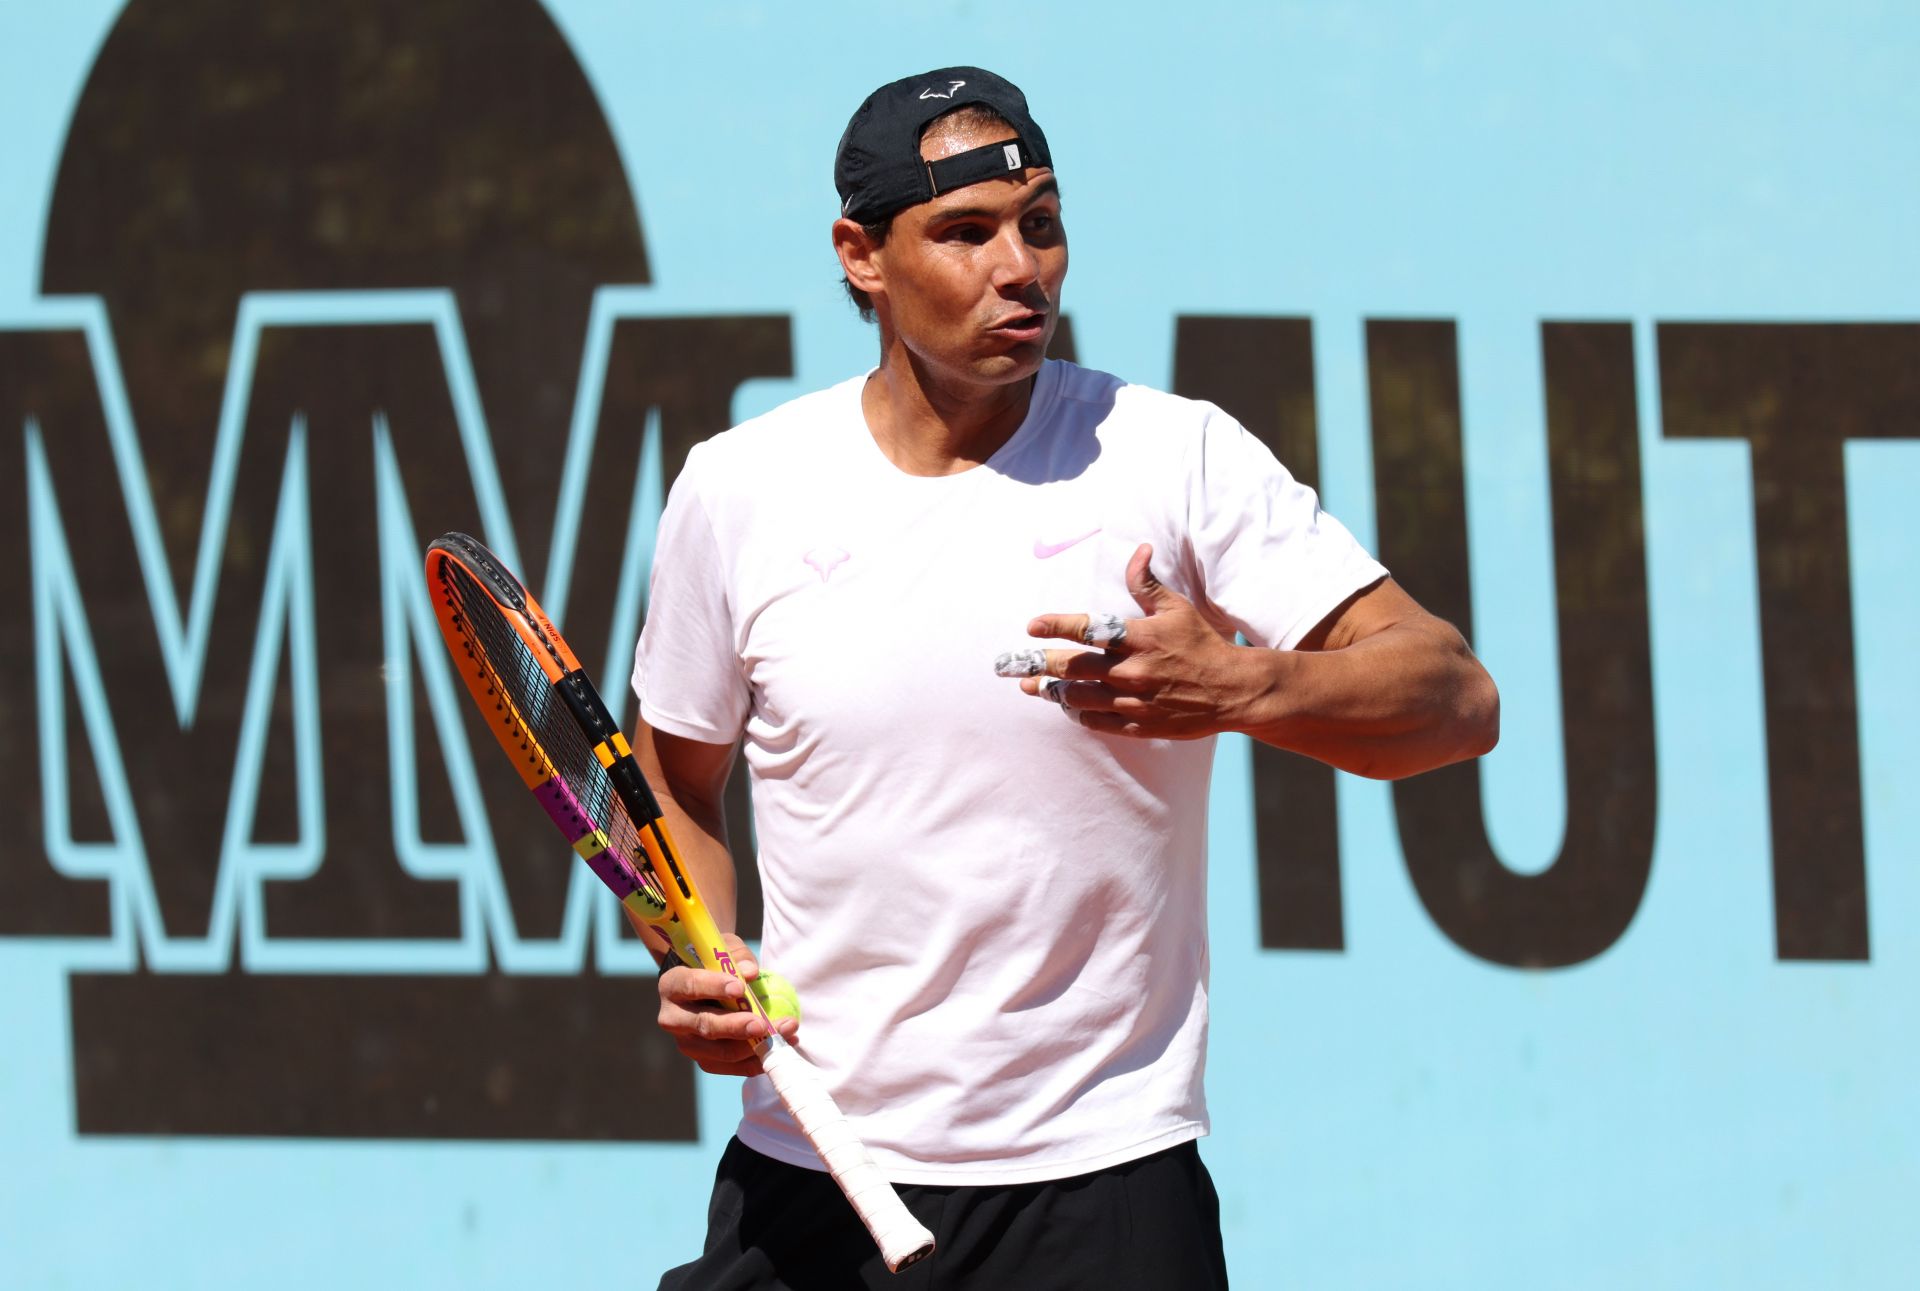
[945,225,989,244]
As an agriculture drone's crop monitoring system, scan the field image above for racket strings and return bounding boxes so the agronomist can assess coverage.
[438,559,660,898]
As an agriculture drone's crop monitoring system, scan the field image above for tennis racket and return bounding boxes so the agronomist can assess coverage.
[423,531,935,1273]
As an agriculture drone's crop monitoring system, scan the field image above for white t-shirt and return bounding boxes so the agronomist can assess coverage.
[633,359,1385,1186]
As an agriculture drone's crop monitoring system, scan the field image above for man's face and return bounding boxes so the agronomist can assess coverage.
[869,117,1068,387]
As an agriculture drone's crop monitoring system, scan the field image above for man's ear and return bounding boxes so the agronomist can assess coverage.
[832,217,884,297]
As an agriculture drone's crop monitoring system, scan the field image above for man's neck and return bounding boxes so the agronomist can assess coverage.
[860,337,1037,477]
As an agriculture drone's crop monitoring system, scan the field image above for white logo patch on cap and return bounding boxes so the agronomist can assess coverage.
[919,79,966,100]
[1003,143,1022,170]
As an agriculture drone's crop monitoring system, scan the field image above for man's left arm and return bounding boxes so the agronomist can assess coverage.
[1008,543,1498,780]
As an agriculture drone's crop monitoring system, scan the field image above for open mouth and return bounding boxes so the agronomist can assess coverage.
[990,311,1048,342]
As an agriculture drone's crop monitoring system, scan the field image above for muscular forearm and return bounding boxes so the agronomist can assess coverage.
[1234,617,1499,780]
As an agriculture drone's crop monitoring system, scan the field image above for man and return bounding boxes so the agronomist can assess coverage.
[637,67,1497,1288]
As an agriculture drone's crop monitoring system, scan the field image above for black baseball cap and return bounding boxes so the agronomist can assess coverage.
[834,66,1052,225]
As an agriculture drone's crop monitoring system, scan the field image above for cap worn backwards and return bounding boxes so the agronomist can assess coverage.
[834,66,1053,225]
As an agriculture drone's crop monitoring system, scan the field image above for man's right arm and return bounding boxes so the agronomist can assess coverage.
[635,719,795,1076]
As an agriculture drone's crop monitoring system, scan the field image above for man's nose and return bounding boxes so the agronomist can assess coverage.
[990,223,1040,290]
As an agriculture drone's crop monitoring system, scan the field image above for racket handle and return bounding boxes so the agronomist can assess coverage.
[756,1036,935,1273]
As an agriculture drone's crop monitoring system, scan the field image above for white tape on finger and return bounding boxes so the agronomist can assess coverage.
[993,648,1048,677]
[1083,612,1128,646]
[1039,678,1085,723]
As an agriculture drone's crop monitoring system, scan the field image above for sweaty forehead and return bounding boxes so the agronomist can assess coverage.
[918,116,1020,163]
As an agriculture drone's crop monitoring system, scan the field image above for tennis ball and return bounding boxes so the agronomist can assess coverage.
[749,970,802,1025]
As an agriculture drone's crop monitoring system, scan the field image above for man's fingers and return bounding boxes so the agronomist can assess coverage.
[695,1006,768,1042]
[1014,544,1190,665]
[660,964,748,1007]
[997,648,1115,681]
[718,933,759,981]
[1022,613,1134,650]
[1055,651,1116,681]
[1082,612,1130,647]
[661,997,770,1041]
[675,1031,766,1072]
[1072,709,1211,741]
[994,647,1049,676]
[1022,614,1090,645]
[654,937,801,1081]
[1076,710,1139,736]
[1022,677,1124,711]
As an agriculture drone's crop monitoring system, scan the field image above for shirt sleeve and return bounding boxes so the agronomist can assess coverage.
[631,447,751,743]
[1185,407,1389,650]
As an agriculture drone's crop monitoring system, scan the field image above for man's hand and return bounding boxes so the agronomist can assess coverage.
[1001,542,1499,776]
[656,932,800,1077]
[1008,543,1258,740]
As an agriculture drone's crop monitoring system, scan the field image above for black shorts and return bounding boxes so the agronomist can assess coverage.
[657,1136,1230,1291]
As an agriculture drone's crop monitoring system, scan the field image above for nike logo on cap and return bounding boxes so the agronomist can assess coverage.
[1033,529,1101,559]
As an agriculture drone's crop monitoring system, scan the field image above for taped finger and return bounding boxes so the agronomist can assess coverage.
[999,648,1113,681]
[994,648,1048,677]
[1083,612,1129,648]
[1037,678,1093,725]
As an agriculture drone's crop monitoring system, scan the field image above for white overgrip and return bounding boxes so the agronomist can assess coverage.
[756,1035,936,1273]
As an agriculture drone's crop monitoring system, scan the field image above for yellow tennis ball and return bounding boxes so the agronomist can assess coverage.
[749,970,802,1024]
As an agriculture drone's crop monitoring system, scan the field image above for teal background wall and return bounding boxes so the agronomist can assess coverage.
[2,2,1915,1287]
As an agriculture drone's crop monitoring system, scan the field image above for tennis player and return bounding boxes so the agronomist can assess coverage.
[636,66,1498,1289]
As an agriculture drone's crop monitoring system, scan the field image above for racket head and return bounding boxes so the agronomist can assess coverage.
[424,533,691,961]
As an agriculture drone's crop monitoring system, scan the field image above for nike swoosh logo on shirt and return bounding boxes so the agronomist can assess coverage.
[1033,528,1101,559]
